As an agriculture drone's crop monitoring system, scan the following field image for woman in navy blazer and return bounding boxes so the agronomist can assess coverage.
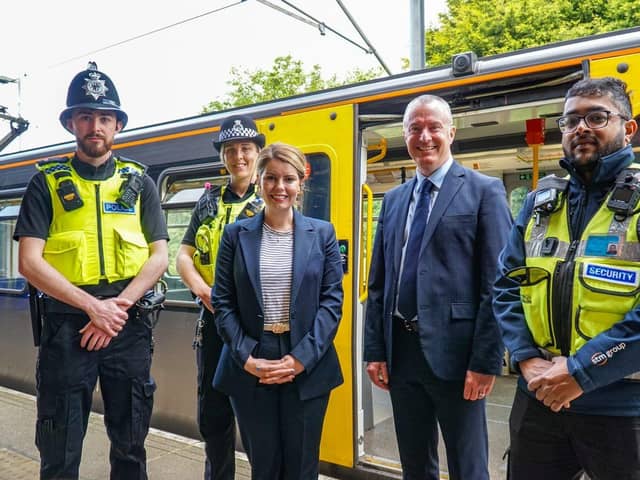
[211,142,344,480]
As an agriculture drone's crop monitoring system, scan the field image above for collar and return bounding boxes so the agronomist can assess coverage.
[71,154,116,181]
[414,156,453,191]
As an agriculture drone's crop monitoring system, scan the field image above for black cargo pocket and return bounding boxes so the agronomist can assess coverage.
[35,393,69,465]
[132,377,156,445]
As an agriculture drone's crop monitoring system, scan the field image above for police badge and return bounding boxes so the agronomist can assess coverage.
[82,71,109,101]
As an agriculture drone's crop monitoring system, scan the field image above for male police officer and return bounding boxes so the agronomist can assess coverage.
[494,77,640,479]
[14,62,169,479]
[176,115,264,480]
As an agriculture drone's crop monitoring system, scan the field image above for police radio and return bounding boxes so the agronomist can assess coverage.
[607,170,640,219]
[117,171,145,209]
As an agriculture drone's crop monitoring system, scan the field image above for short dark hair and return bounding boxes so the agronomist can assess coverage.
[565,77,632,119]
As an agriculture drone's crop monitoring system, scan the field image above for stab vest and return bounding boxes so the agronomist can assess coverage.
[37,156,149,285]
[193,185,263,286]
[515,169,640,356]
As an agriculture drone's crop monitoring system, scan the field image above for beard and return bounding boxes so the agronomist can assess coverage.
[563,129,626,175]
[77,134,113,158]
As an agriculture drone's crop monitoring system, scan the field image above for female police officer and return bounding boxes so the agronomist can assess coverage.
[176,115,264,480]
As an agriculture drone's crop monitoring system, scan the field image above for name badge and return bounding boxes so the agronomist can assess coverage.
[583,262,639,287]
[103,202,135,214]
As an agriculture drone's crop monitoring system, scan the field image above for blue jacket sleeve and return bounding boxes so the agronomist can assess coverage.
[468,178,512,374]
[493,194,542,370]
[569,309,640,392]
[289,224,344,372]
[211,227,258,367]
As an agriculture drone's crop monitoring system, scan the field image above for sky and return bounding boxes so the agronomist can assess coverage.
[0,0,448,153]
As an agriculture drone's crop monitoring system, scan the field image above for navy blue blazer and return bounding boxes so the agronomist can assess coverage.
[364,161,512,380]
[212,210,344,401]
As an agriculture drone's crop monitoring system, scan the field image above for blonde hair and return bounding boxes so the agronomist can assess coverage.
[257,142,306,179]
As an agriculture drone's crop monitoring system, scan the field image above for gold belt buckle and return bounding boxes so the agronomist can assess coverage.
[271,322,289,334]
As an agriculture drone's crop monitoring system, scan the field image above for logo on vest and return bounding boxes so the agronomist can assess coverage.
[583,263,639,287]
[103,202,135,214]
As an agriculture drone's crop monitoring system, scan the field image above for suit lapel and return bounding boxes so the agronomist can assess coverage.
[393,178,418,275]
[291,210,314,306]
[238,213,265,312]
[420,162,465,251]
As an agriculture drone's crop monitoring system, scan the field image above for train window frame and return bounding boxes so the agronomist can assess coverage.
[0,199,26,294]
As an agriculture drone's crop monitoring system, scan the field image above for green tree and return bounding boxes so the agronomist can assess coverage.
[203,55,383,112]
[426,0,640,66]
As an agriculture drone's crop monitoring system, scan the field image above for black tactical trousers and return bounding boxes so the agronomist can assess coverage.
[36,308,155,480]
[196,308,236,480]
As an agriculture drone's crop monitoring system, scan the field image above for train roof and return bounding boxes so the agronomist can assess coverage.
[1,26,640,190]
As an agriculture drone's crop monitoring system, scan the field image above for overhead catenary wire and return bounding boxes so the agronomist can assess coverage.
[49,0,246,68]
[277,0,373,54]
[334,0,392,75]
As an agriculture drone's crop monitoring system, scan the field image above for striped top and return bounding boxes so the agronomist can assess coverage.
[259,223,294,325]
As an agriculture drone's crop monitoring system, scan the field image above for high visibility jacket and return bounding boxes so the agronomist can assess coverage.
[193,185,262,286]
[519,169,640,356]
[37,156,149,285]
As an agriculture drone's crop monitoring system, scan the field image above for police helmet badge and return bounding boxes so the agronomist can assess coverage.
[82,71,109,101]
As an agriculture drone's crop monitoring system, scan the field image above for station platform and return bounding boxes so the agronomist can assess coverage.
[0,386,338,480]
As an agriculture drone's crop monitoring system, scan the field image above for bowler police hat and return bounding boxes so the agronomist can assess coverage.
[59,61,128,132]
[213,115,265,153]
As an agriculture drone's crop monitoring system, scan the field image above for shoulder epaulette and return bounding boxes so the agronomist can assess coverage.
[115,155,147,175]
[36,156,72,174]
[535,174,570,193]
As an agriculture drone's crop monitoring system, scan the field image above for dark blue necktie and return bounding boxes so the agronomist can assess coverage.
[397,179,433,321]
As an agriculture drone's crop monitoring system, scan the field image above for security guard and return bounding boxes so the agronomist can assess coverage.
[494,77,640,480]
[176,114,264,480]
[14,62,169,480]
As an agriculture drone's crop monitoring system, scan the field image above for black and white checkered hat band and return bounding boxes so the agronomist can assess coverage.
[219,126,259,142]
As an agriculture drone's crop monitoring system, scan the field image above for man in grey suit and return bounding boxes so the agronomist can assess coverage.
[364,94,512,480]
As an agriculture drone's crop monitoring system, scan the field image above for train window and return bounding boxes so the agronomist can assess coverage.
[301,153,330,221]
[0,199,25,292]
[510,186,529,218]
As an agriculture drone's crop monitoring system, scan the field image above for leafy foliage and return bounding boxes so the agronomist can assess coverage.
[426,0,640,66]
[203,55,383,112]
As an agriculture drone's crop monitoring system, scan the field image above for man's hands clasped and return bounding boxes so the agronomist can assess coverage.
[79,297,133,351]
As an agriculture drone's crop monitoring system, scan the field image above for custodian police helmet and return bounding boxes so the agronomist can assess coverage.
[213,114,266,153]
[59,61,128,132]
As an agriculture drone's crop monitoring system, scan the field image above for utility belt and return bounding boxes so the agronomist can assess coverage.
[538,347,640,381]
[42,290,165,324]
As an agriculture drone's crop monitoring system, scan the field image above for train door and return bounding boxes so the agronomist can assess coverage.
[257,104,357,468]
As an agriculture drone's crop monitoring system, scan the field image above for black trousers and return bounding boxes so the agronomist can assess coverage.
[196,308,236,480]
[230,332,330,480]
[36,309,154,480]
[509,387,640,480]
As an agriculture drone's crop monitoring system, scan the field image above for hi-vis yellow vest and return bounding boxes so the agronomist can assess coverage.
[516,172,640,356]
[193,186,261,286]
[37,156,149,286]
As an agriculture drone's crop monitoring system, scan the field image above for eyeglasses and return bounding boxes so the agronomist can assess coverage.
[556,110,628,133]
